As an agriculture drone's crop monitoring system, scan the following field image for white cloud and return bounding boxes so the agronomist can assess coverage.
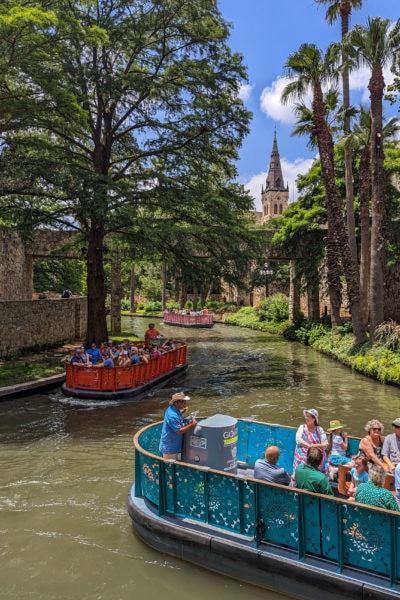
[260,66,396,127]
[260,76,312,125]
[243,156,315,211]
[238,83,253,102]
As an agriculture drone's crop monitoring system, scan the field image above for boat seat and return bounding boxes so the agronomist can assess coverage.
[337,464,395,497]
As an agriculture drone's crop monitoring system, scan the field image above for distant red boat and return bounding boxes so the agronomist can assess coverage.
[61,341,187,400]
[163,311,214,328]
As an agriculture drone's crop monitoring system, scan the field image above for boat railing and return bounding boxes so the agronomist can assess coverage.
[163,312,214,326]
[133,420,400,586]
[65,343,187,392]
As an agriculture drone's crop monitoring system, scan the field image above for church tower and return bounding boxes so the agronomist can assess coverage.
[261,131,289,223]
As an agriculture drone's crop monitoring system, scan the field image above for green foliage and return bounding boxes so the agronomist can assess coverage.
[121,298,130,311]
[255,294,289,323]
[292,321,330,346]
[166,300,180,310]
[33,258,86,294]
[184,299,193,310]
[206,300,225,311]
[374,321,400,351]
[144,301,162,314]
[224,306,291,335]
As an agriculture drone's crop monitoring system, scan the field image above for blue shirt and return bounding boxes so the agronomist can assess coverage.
[70,355,84,364]
[159,405,184,454]
[86,347,102,364]
[130,354,141,364]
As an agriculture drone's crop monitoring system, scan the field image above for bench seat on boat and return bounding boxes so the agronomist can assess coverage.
[337,463,394,497]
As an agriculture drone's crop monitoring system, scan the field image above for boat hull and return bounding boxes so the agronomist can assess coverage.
[128,486,396,600]
[61,341,188,400]
[61,363,187,400]
[128,419,400,599]
[163,313,214,328]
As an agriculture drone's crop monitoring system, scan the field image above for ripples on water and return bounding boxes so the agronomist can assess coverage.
[1,318,400,599]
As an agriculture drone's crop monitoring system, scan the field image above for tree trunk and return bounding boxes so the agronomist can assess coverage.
[288,260,301,322]
[313,82,366,342]
[86,224,108,346]
[110,257,122,336]
[341,2,358,267]
[130,264,135,313]
[359,145,371,330]
[161,263,167,311]
[192,288,199,311]
[369,66,386,340]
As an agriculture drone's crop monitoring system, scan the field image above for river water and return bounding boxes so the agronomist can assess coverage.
[2,317,400,600]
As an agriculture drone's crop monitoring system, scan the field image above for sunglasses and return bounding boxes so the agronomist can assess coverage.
[371,428,382,432]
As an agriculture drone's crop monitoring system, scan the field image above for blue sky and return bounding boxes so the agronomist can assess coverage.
[217,0,400,210]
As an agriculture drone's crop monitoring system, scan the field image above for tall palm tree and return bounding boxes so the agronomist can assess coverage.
[282,43,366,344]
[315,1,363,266]
[348,17,400,339]
[341,109,400,330]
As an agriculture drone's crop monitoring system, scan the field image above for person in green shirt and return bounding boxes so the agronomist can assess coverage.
[355,465,400,512]
[294,446,334,495]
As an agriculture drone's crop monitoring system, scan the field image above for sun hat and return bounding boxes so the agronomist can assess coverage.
[169,391,191,406]
[303,408,319,425]
[392,418,400,427]
[327,419,345,432]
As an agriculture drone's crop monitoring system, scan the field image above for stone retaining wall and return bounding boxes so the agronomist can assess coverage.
[0,297,87,357]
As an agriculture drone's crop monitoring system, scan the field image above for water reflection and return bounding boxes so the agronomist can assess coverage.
[1,318,400,600]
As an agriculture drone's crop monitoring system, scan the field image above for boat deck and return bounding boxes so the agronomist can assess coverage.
[128,419,400,600]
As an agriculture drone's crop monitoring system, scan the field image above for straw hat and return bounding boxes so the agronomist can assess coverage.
[169,391,190,406]
[327,419,345,432]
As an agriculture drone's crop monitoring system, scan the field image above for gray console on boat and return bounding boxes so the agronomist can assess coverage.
[182,413,238,473]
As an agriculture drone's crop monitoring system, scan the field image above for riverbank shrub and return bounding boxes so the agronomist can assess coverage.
[310,330,400,384]
[223,302,291,335]
[256,293,289,322]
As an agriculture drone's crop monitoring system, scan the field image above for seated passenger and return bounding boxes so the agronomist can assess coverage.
[80,345,90,365]
[326,419,353,480]
[119,350,131,366]
[129,346,141,365]
[294,447,333,496]
[99,342,108,358]
[70,348,85,365]
[355,465,399,511]
[254,446,290,485]
[103,355,114,368]
[86,343,102,365]
[152,345,162,358]
[347,455,369,500]
[359,419,389,471]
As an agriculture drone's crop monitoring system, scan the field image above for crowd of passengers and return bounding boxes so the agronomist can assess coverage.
[163,307,209,315]
[254,408,400,512]
[69,323,178,369]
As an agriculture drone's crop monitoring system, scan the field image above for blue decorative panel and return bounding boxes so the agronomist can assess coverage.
[342,503,394,575]
[139,455,160,505]
[207,473,242,532]
[170,464,206,520]
[320,499,340,560]
[258,484,298,549]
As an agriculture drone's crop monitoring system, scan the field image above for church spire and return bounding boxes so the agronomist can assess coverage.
[265,130,286,191]
[260,130,289,223]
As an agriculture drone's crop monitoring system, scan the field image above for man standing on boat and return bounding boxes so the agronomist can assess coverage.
[144,323,161,344]
[254,446,290,485]
[159,392,197,460]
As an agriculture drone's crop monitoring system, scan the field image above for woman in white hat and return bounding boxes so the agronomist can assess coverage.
[292,409,329,484]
